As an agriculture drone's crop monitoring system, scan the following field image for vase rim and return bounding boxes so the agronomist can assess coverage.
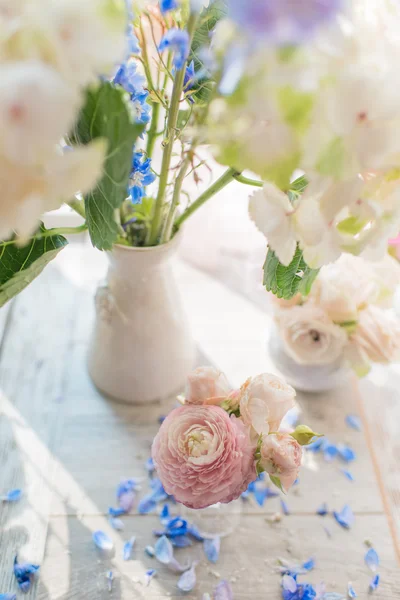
[112,228,182,254]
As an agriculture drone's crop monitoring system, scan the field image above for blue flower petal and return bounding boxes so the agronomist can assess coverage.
[347,583,357,598]
[324,443,339,462]
[167,557,190,574]
[138,495,157,514]
[177,564,197,593]
[106,571,113,592]
[155,535,174,564]
[365,548,379,572]
[116,478,141,498]
[13,556,40,592]
[340,469,355,482]
[316,503,328,516]
[109,506,126,518]
[187,524,204,541]
[214,580,234,600]
[281,499,290,515]
[123,537,136,561]
[160,504,170,525]
[345,415,362,431]
[119,490,135,513]
[306,438,324,452]
[333,505,354,529]
[145,545,155,557]
[0,594,17,599]
[160,0,178,13]
[1,489,22,503]
[321,594,345,600]
[369,575,380,592]
[302,558,315,571]
[144,569,157,587]
[171,535,192,548]
[203,537,220,563]
[282,575,297,593]
[337,444,356,463]
[159,28,190,70]
[146,457,155,473]
[109,517,124,531]
[92,530,113,551]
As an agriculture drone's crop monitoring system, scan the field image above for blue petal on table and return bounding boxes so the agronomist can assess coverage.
[171,535,192,548]
[109,517,124,531]
[166,557,190,574]
[116,478,141,498]
[0,489,22,503]
[369,575,380,592]
[123,537,136,561]
[119,490,135,512]
[345,415,362,431]
[316,503,328,516]
[302,558,315,571]
[333,505,354,529]
[144,569,157,587]
[365,548,379,571]
[155,535,174,564]
[214,580,234,600]
[321,594,345,599]
[160,504,170,525]
[306,437,325,452]
[106,570,113,592]
[177,564,197,593]
[13,556,40,592]
[340,469,355,482]
[203,537,220,563]
[138,494,157,514]
[92,530,114,550]
[323,442,339,462]
[0,594,17,599]
[281,499,290,515]
[145,545,155,557]
[109,506,126,518]
[337,444,356,463]
[282,575,297,593]
[149,478,168,502]
[187,524,204,541]
[347,582,357,598]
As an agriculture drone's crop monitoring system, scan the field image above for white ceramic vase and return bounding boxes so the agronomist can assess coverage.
[268,326,350,393]
[88,234,196,404]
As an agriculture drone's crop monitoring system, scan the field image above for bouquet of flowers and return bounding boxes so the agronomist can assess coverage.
[152,366,320,508]
[2,0,400,306]
[273,254,400,376]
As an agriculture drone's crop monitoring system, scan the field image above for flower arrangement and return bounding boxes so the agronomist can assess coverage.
[273,254,400,376]
[152,366,320,508]
[1,0,400,306]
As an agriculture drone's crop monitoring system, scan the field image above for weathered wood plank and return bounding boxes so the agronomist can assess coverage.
[36,514,398,599]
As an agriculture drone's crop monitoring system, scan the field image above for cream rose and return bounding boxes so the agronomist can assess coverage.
[239,373,296,435]
[259,433,302,492]
[275,305,347,366]
[185,366,232,405]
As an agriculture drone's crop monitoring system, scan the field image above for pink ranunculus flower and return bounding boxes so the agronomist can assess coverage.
[184,366,232,405]
[239,373,296,436]
[259,433,302,492]
[151,405,257,509]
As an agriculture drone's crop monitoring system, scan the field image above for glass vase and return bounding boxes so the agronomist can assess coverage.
[180,498,242,539]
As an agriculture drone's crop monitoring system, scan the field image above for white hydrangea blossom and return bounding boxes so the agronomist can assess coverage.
[0,0,128,240]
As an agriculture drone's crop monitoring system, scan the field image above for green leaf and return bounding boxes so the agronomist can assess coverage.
[0,225,68,308]
[270,475,285,493]
[190,0,227,104]
[290,425,323,446]
[289,175,309,194]
[73,81,144,250]
[263,245,320,300]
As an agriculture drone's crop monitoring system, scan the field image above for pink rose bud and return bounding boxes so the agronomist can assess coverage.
[185,366,232,405]
[259,433,302,492]
[239,373,296,436]
[152,405,257,509]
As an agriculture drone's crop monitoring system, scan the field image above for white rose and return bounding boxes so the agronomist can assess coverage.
[275,304,348,366]
[185,366,232,405]
[239,373,296,436]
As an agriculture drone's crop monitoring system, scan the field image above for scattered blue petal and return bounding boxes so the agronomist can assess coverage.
[123,537,136,561]
[302,558,315,572]
[160,504,170,525]
[144,569,157,587]
[281,499,290,515]
[106,570,113,592]
[347,583,357,598]
[254,486,279,506]
[282,575,297,593]
[337,444,356,463]
[146,457,155,473]
[365,548,379,572]
[92,530,113,551]
[333,505,354,529]
[13,556,40,592]
[160,0,178,13]
[145,545,155,557]
[324,443,339,462]
[119,490,135,513]
[241,490,250,500]
[316,503,328,516]
[203,537,220,563]
[322,594,345,600]
[109,517,124,531]
[138,495,157,514]
[1,489,22,503]
[159,28,190,70]
[323,526,332,539]
[0,594,17,600]
[155,535,174,564]
[187,524,204,541]
[108,507,126,518]
[214,580,233,600]
[116,478,141,498]
[345,415,362,431]
[177,564,197,593]
[171,535,192,548]
[369,575,380,592]
[306,437,325,452]
[340,469,355,482]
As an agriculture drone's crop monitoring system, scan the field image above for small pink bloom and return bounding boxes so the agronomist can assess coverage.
[185,366,232,405]
[152,405,257,509]
[239,373,296,436]
[259,433,302,492]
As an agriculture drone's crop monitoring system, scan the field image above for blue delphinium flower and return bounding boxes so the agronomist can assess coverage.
[127,24,140,54]
[227,0,342,46]
[113,61,151,126]
[160,0,178,13]
[129,152,156,203]
[159,28,190,70]
[183,60,196,102]
[13,556,40,593]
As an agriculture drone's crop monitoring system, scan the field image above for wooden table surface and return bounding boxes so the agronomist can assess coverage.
[0,240,399,599]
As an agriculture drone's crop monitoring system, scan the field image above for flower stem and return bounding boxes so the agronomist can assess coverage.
[175,167,240,229]
[148,12,198,246]
[69,198,86,218]
[0,224,88,247]
[233,173,264,187]
[146,100,160,158]
[161,155,191,243]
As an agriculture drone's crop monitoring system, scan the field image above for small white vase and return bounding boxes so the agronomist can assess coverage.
[268,326,350,393]
[88,233,196,404]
